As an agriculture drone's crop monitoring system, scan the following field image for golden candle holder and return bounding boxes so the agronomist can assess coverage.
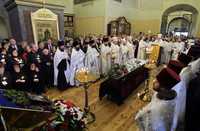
[137,61,157,102]
[75,67,98,124]
[138,44,160,102]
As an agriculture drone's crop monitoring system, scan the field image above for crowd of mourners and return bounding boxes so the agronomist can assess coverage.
[0,33,199,94]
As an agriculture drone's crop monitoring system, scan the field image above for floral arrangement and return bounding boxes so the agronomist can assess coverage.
[36,100,86,131]
[54,100,86,130]
[3,89,30,106]
[125,59,146,72]
[108,59,146,79]
[108,64,128,79]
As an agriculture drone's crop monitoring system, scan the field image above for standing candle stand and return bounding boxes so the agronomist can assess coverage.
[75,68,98,124]
[138,45,160,102]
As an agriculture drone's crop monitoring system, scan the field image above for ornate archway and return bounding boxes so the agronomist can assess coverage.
[161,4,198,36]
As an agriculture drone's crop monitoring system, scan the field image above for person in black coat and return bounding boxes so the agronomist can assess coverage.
[44,38,54,53]
[27,43,41,69]
[12,62,27,91]
[28,62,44,94]
[6,48,25,72]
[40,48,54,88]
[0,62,12,89]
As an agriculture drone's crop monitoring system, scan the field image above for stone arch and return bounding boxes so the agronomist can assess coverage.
[161,4,198,36]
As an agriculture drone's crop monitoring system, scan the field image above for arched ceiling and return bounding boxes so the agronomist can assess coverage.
[163,4,198,16]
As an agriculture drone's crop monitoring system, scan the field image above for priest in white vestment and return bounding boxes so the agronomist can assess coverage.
[171,39,185,60]
[69,41,85,86]
[85,40,100,78]
[127,36,136,59]
[111,37,121,64]
[54,41,70,88]
[137,37,147,60]
[100,37,111,76]
[120,38,129,65]
[161,40,173,64]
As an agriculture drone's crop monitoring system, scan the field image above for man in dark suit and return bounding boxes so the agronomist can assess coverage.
[8,38,22,55]
[44,38,54,53]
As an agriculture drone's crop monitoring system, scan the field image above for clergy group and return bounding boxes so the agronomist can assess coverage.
[0,33,198,93]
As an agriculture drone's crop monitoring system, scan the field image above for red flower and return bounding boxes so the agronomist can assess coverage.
[64,100,74,108]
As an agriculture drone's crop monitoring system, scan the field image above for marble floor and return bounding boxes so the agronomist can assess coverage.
[45,65,163,131]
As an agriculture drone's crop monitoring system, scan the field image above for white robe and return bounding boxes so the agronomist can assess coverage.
[69,48,85,86]
[85,46,100,78]
[100,44,111,75]
[111,43,121,64]
[186,40,195,54]
[54,49,70,86]
[155,39,164,46]
[137,40,147,60]
[161,41,172,64]
[171,42,184,60]
[127,41,135,59]
[120,44,129,65]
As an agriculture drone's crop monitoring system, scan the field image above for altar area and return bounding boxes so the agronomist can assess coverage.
[41,66,164,131]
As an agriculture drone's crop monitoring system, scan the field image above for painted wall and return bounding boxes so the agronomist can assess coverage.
[131,0,200,36]
[104,0,163,35]
[105,0,135,34]
[62,0,74,14]
[74,0,106,35]
[130,0,163,34]
[104,0,200,37]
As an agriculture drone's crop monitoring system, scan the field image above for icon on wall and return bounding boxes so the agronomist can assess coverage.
[31,8,60,44]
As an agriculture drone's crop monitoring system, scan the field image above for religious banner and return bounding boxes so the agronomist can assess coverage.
[31,8,60,44]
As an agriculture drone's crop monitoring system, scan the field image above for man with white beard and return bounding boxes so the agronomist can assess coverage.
[120,38,129,65]
[100,37,111,76]
[54,40,70,89]
[127,36,136,59]
[111,37,121,64]
[69,40,85,86]
[85,40,100,78]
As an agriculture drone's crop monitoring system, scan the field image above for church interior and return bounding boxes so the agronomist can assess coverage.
[0,0,200,131]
